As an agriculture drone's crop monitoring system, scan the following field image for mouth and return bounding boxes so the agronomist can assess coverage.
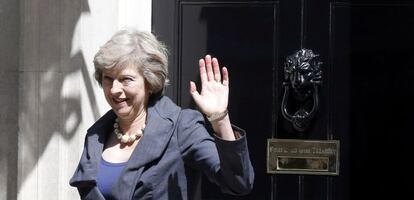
[112,97,128,104]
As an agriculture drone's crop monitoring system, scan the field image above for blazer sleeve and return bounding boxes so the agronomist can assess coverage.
[177,109,254,195]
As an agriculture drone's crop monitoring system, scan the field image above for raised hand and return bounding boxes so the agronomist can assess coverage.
[190,55,229,117]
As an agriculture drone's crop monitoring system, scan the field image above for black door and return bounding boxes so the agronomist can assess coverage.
[153,0,413,199]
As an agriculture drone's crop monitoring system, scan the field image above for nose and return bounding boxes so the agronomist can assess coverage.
[110,79,123,95]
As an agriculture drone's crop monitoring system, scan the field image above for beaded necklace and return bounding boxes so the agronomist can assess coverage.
[113,118,146,144]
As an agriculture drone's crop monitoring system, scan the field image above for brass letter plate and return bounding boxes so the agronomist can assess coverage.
[267,139,339,175]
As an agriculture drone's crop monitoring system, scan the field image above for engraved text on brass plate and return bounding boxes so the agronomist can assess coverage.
[267,139,339,175]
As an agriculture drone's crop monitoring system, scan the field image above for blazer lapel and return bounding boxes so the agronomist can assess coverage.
[113,96,181,200]
[69,111,115,194]
[71,96,181,200]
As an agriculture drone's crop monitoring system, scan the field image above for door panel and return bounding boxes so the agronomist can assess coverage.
[348,4,414,199]
[153,0,413,199]
[178,2,278,199]
[330,3,351,200]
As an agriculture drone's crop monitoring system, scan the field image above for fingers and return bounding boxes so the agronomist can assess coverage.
[199,59,207,84]
[212,57,221,82]
[222,67,229,86]
[205,55,214,81]
[200,55,228,84]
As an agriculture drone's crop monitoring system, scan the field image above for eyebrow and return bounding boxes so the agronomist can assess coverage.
[119,74,136,79]
[103,73,136,79]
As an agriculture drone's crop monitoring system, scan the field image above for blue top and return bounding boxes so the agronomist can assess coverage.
[70,96,254,199]
[96,158,127,199]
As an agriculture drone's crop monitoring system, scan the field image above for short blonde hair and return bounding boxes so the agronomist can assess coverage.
[93,29,169,97]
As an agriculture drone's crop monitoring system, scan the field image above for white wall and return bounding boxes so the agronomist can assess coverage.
[0,0,19,199]
[17,0,152,199]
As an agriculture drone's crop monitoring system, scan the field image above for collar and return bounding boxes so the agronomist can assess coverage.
[70,96,181,189]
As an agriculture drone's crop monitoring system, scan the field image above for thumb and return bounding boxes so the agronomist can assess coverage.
[189,81,201,102]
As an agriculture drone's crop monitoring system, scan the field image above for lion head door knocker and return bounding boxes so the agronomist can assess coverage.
[281,49,323,132]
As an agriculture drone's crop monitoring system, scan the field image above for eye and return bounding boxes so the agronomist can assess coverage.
[123,77,133,82]
[102,75,114,84]
[121,77,135,85]
[105,75,114,80]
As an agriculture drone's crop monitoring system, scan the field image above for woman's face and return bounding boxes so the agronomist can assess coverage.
[101,64,149,120]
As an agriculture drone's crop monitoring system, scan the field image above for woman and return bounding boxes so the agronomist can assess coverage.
[70,29,254,200]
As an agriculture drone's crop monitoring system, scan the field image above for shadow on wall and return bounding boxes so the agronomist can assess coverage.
[18,0,100,197]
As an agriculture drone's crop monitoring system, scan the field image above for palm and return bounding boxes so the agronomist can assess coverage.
[190,55,229,116]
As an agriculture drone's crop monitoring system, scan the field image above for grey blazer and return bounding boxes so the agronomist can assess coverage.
[69,96,254,200]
